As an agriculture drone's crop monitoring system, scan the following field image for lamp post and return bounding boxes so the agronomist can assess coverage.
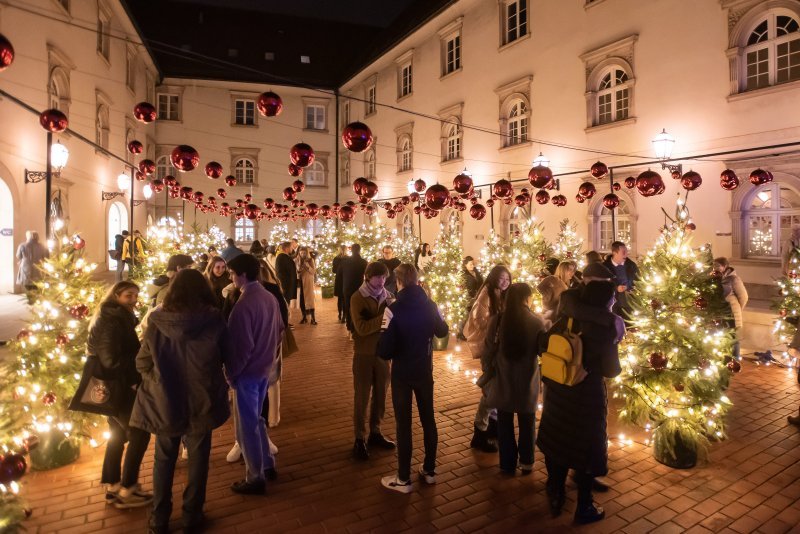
[652,128,682,177]
[25,138,69,238]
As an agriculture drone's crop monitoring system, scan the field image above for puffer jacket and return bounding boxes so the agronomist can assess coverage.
[130,307,230,436]
[720,267,748,329]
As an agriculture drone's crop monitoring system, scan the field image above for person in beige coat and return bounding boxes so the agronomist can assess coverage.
[714,257,748,359]
[297,246,317,325]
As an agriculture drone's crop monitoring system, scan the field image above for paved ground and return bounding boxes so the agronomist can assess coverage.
[15,296,800,533]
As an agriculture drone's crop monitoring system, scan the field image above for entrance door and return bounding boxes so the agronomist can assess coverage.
[108,202,128,270]
[0,179,13,292]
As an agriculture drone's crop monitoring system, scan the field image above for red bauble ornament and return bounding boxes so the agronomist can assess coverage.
[425,184,451,210]
[635,170,665,197]
[134,170,146,182]
[469,204,486,220]
[363,181,379,199]
[552,194,567,207]
[680,170,702,191]
[578,182,596,199]
[292,180,306,193]
[16,329,31,342]
[648,352,668,370]
[727,359,742,373]
[180,186,194,200]
[352,177,369,196]
[339,205,355,222]
[55,332,69,346]
[749,168,771,186]
[409,192,420,202]
[216,188,227,199]
[341,121,374,153]
[127,140,144,154]
[453,173,474,194]
[575,194,585,203]
[282,187,297,201]
[685,222,697,231]
[612,182,621,191]
[170,145,200,172]
[225,175,237,187]
[257,91,283,117]
[650,299,662,310]
[263,198,274,210]
[534,190,550,205]
[204,161,223,179]
[486,199,495,208]
[386,209,396,219]
[42,392,57,406]
[624,176,636,189]
[193,191,204,203]
[699,358,711,370]
[133,102,157,123]
[288,163,302,177]
[72,236,86,250]
[164,175,177,187]
[244,204,260,220]
[720,169,739,191]
[493,179,514,199]
[674,383,685,392]
[306,203,319,217]
[0,453,27,485]
[69,304,89,319]
[138,159,155,176]
[528,165,553,189]
[39,108,68,133]
[590,161,608,179]
[602,193,620,209]
[290,143,315,168]
[694,296,708,310]
[0,33,15,71]
[414,179,427,192]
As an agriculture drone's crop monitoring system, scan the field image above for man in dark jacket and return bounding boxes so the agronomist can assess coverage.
[377,263,448,493]
[275,242,298,310]
[332,245,348,323]
[602,241,639,321]
[340,244,368,332]
[114,230,128,282]
[377,246,401,295]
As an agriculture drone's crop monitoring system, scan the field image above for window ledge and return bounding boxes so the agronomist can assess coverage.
[736,257,781,267]
[585,116,637,133]
[231,123,259,129]
[340,182,352,188]
[233,183,258,187]
[584,0,611,9]
[498,32,531,53]
[727,80,800,102]
[440,68,462,81]
[305,183,328,188]
[397,93,413,103]
[365,110,377,118]
[303,127,329,134]
[158,118,183,124]
[397,168,413,175]
[499,140,533,153]
[441,156,464,165]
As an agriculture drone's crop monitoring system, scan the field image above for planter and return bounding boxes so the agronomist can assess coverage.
[433,334,449,351]
[653,430,697,469]
[29,429,81,471]
[321,286,334,299]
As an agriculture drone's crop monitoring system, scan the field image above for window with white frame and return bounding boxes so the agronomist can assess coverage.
[97,4,111,61]
[397,135,412,172]
[48,67,70,113]
[305,160,325,186]
[744,182,800,257]
[592,198,634,254]
[366,84,376,115]
[501,0,528,46]
[365,149,376,179]
[398,61,413,98]
[445,122,462,161]
[234,99,256,125]
[507,206,529,237]
[305,104,326,130]
[96,104,109,149]
[581,36,637,129]
[402,213,414,240]
[157,93,180,121]
[597,68,630,124]
[234,157,256,184]
[341,155,351,186]
[234,218,255,242]
[744,13,800,91]
[444,33,461,75]
[306,218,323,235]
[156,155,170,180]
[505,99,528,147]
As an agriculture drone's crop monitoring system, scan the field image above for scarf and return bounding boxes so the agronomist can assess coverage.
[358,281,390,305]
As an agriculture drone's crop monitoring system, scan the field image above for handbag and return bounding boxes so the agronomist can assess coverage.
[282,326,299,356]
[68,355,121,416]
[108,249,121,261]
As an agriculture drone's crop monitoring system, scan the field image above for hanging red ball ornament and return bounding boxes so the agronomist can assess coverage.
[193,191,204,203]
[624,176,636,189]
[244,204,260,220]
[42,392,57,406]
[386,209,396,219]
[469,204,487,220]
[0,453,27,485]
[352,177,369,196]
[225,175,237,187]
[339,205,355,222]
[204,161,223,179]
[486,198,495,208]
[127,140,144,154]
[612,182,621,191]
[164,175,177,187]
[0,33,15,71]
[552,194,567,207]
[578,182,596,199]
[16,329,31,342]
[493,179,514,199]
[575,194,585,204]
[39,108,68,133]
[727,359,742,373]
[453,173,474,194]
[685,222,697,231]
[72,236,86,250]
[282,187,297,201]
[425,184,451,210]
[602,193,620,209]
[216,188,227,199]
[341,121,374,153]
[134,170,146,182]
[179,186,194,201]
[292,180,306,193]
[590,161,608,179]
[680,170,702,191]
[694,296,708,310]
[170,145,200,172]
[648,352,668,370]
[290,143,315,168]
[528,165,553,189]
[364,181,379,199]
[69,304,89,319]
[534,190,550,205]
[257,91,283,117]
[749,168,771,186]
[133,101,157,123]
[138,159,156,176]
[414,179,427,192]
[288,163,303,177]
[635,170,665,197]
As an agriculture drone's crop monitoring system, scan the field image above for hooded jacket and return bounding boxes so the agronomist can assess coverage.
[720,266,748,329]
[130,308,230,436]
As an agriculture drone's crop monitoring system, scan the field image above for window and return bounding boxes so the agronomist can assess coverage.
[402,213,414,240]
[97,4,111,61]
[506,99,528,147]
[342,99,351,124]
[305,161,325,186]
[234,158,256,185]
[366,84,376,115]
[48,67,70,113]
[126,49,136,91]
[234,99,256,125]
[745,183,800,257]
[365,149,376,179]
[96,103,109,149]
[157,93,180,121]
[398,62,413,98]
[502,0,528,46]
[305,104,326,130]
[597,68,630,124]
[234,218,255,242]
[581,36,637,129]
[507,206,529,237]
[446,209,462,234]
[156,155,170,180]
[591,192,635,254]
[446,123,462,161]
[744,14,800,90]
[397,135,412,172]
[340,155,351,186]
[444,34,461,75]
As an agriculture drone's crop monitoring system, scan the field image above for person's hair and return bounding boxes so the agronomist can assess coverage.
[166,254,194,273]
[585,250,602,264]
[227,253,260,281]
[121,230,130,236]
[249,240,264,254]
[382,245,393,252]
[204,255,227,279]
[611,241,627,253]
[462,256,474,269]
[280,241,291,252]
[91,281,139,327]
[480,265,512,314]
[500,283,534,360]
[199,253,209,262]
[580,280,616,309]
[226,238,235,246]
[291,238,298,243]
[162,269,218,312]
[365,261,390,279]
[338,244,347,254]
[133,230,142,236]
[555,261,577,286]
[26,230,39,242]
[207,245,217,253]
[394,263,418,288]
[267,245,276,255]
[351,243,361,255]
[545,257,559,275]
[713,257,729,268]
[421,243,431,256]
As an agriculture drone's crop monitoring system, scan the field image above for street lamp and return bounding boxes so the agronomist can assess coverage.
[24,141,69,183]
[533,152,550,168]
[142,183,153,200]
[652,128,682,177]
[117,172,131,191]
[407,180,416,194]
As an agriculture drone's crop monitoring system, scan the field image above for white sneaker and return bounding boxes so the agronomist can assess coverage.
[381,475,413,494]
[226,441,242,463]
[418,466,436,485]
[113,483,153,509]
[104,482,121,504]
[268,437,278,455]
[181,444,189,460]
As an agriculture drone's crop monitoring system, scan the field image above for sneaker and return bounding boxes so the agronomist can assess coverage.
[114,484,153,509]
[574,503,605,524]
[418,466,436,485]
[381,475,413,494]
[226,442,242,463]
[367,433,396,450]
[231,479,266,495]
[104,482,121,504]
[268,437,279,455]
[519,463,533,475]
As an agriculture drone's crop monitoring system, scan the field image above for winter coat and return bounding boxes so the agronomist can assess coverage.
[377,284,449,382]
[16,239,49,286]
[351,288,392,355]
[86,301,141,419]
[537,275,568,323]
[208,272,231,308]
[462,269,483,301]
[121,236,146,263]
[463,287,495,358]
[379,257,402,295]
[341,253,368,299]
[298,257,316,309]
[148,274,171,307]
[720,267,748,329]
[332,254,346,296]
[275,252,298,300]
[417,254,434,273]
[483,310,544,414]
[130,308,230,437]
[602,256,639,317]
[222,282,288,328]
[219,244,244,263]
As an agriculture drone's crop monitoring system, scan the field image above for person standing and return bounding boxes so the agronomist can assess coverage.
[714,257,748,359]
[204,256,230,308]
[275,242,298,313]
[121,230,146,277]
[341,244,368,332]
[249,240,265,259]
[332,245,348,323]
[220,238,244,263]
[378,246,401,295]
[16,230,49,292]
[225,254,284,495]
[149,254,194,307]
[537,261,577,326]
[483,283,545,474]
[297,246,317,325]
[602,241,639,320]
[415,243,434,273]
[377,264,448,493]
[87,281,152,509]
[130,269,230,533]
[461,256,483,301]
[350,262,395,460]
[113,230,129,282]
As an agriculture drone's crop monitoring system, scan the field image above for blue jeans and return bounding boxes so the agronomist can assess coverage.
[151,432,212,529]
[497,411,535,471]
[234,377,275,483]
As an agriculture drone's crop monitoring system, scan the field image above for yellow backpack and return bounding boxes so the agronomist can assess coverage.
[541,318,587,386]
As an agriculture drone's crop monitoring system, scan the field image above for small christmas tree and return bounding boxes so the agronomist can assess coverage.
[618,203,736,467]
[268,223,291,247]
[0,410,31,533]
[425,224,470,328]
[773,244,800,366]
[182,223,228,263]
[552,218,585,269]
[478,228,509,277]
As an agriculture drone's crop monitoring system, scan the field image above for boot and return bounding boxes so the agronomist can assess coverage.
[546,480,566,518]
[486,417,498,440]
[300,311,308,324]
[789,407,800,426]
[470,425,498,453]
[310,309,317,325]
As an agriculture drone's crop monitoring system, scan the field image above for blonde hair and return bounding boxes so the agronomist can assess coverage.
[555,261,577,287]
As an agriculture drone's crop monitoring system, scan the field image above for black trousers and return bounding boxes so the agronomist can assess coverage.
[337,295,345,317]
[391,376,437,481]
[497,411,534,471]
[545,457,593,507]
[101,416,151,487]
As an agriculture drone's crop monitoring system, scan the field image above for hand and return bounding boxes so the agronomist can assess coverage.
[617,285,627,293]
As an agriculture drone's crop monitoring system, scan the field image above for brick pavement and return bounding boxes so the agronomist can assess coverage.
[18,296,800,533]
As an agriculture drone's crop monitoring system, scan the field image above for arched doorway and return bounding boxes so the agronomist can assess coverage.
[0,178,13,293]
[108,201,128,270]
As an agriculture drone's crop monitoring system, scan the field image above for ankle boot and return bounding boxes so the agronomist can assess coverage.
[486,417,498,440]
[469,425,498,453]
[574,502,605,524]
[300,311,308,324]
[310,309,317,325]
[789,407,800,426]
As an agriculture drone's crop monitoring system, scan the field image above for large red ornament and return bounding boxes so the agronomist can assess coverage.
[257,91,283,117]
[552,194,567,207]
[352,177,369,196]
[0,34,15,71]
[288,164,302,177]
[341,121,374,153]
[386,209,396,219]
[244,204,260,220]
[425,184,450,210]
[180,186,194,200]
[306,203,319,217]
[648,352,668,370]
[127,140,144,154]
[534,190,550,205]
[164,175,177,187]
[0,453,27,484]
[749,168,771,186]
[681,171,702,191]
[282,187,297,201]
[493,179,514,199]
[635,170,665,197]
[151,179,164,194]
[263,198,275,210]
[290,143,315,167]
[590,161,608,179]
[612,182,621,191]
[138,159,155,176]
[470,204,486,220]
[414,179,427,192]
[204,161,223,179]
[453,173,474,194]
[216,188,227,199]
[720,169,739,191]
[602,193,620,209]
[289,180,304,193]
[170,145,200,172]
[486,199,495,208]
[363,181,379,199]
[225,175,237,187]
[624,176,636,189]
[193,191,204,203]
[528,165,553,189]
[694,296,708,310]
[339,205,355,222]
[727,359,742,373]
[133,102,157,123]
[39,109,68,133]
[578,182,596,199]
[575,194,586,204]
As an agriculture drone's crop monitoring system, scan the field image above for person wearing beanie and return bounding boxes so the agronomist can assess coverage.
[149,254,195,307]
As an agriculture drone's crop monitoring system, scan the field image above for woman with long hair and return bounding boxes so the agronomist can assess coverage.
[537,261,577,324]
[204,255,230,308]
[462,264,512,452]
[297,246,317,325]
[483,283,545,473]
[415,242,433,273]
[249,239,265,259]
[130,269,230,533]
[87,281,152,509]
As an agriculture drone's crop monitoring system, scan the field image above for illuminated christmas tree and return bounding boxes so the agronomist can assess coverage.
[426,223,470,328]
[617,203,736,467]
[552,218,585,269]
[773,245,800,367]
[301,219,340,288]
[268,223,292,246]
[182,223,228,262]
[478,228,509,277]
[0,410,31,532]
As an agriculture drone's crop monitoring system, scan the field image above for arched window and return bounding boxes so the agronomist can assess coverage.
[365,149,376,179]
[234,157,255,184]
[590,191,636,254]
[744,13,800,90]
[341,156,351,186]
[305,161,325,186]
[507,205,529,237]
[107,201,128,270]
[402,212,414,240]
[48,67,70,113]
[397,135,412,172]
[234,217,255,242]
[445,122,461,161]
[744,182,800,257]
[156,155,170,180]
[597,68,630,124]
[445,208,462,234]
[96,104,109,149]
[306,218,323,236]
[505,98,528,147]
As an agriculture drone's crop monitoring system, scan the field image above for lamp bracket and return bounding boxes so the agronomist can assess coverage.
[24,169,60,184]
[660,162,683,177]
[101,191,125,201]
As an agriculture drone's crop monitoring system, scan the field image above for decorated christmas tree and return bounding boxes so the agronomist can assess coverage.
[301,219,340,288]
[551,218,585,269]
[773,244,800,366]
[425,223,471,330]
[268,223,292,247]
[182,223,228,262]
[478,228,509,276]
[0,410,32,533]
[617,202,737,468]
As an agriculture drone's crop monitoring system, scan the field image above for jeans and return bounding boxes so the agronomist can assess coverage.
[151,432,212,529]
[545,457,593,507]
[497,411,535,471]
[115,258,126,282]
[391,376,437,481]
[233,377,275,483]
[353,352,389,440]
[101,417,151,487]
[473,393,493,431]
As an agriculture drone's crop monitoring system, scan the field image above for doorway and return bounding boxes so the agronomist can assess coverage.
[0,178,13,293]
[108,201,128,270]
